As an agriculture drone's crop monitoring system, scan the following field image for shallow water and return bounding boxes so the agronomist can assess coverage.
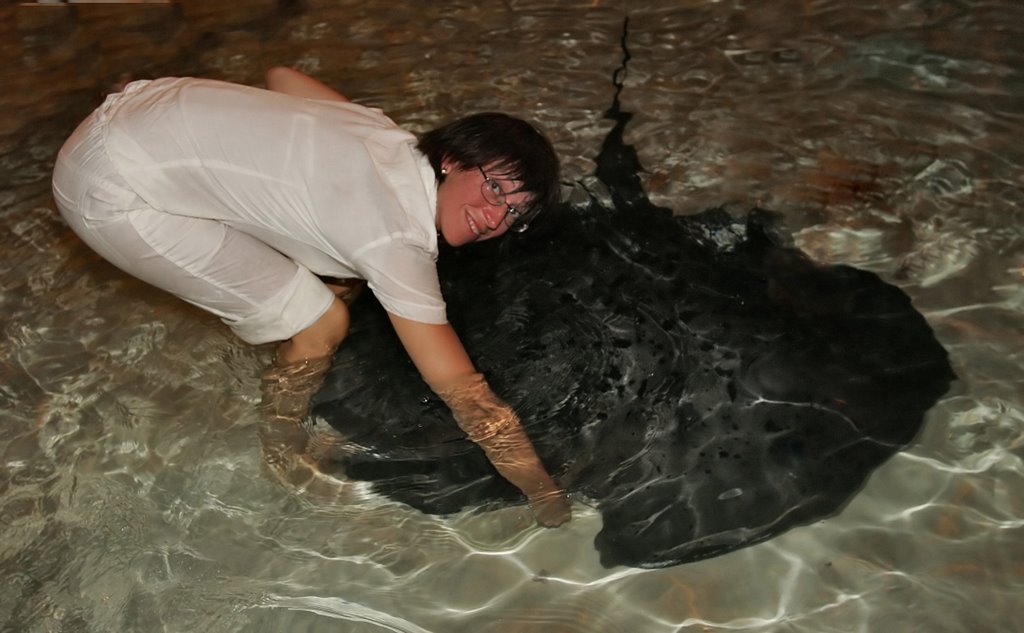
[1,1,1022,631]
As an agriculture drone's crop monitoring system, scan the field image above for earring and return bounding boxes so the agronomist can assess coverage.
[441,167,448,175]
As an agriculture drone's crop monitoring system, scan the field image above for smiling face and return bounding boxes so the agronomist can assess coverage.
[435,161,532,247]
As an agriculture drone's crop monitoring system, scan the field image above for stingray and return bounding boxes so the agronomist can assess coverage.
[308,22,954,568]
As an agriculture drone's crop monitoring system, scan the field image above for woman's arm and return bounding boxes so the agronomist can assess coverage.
[388,312,572,527]
[265,66,350,102]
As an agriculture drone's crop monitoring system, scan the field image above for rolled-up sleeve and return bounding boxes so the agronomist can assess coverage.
[357,239,447,324]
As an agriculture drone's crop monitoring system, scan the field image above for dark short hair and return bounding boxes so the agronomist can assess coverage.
[417,112,560,223]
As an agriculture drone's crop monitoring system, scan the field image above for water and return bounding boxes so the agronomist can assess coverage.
[1,1,1022,631]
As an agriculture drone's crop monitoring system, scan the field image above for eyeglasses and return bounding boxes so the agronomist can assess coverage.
[478,166,532,233]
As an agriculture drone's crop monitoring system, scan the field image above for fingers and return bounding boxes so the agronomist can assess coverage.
[323,278,366,305]
[528,489,573,528]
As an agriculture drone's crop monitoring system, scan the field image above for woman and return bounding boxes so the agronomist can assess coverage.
[52,67,571,526]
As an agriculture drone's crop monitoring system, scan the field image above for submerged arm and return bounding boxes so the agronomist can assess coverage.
[387,313,572,527]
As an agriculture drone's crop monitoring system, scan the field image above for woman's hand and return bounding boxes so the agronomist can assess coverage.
[528,489,573,528]
[321,277,366,305]
[385,313,571,527]
[430,371,573,528]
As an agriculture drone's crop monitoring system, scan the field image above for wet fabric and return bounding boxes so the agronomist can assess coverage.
[55,77,446,345]
[310,46,955,569]
[52,94,334,344]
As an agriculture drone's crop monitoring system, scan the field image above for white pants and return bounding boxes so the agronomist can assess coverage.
[51,88,333,345]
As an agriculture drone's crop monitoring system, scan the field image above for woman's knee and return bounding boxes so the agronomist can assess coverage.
[277,297,350,364]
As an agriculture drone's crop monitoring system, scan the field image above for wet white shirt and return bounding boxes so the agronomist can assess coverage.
[102,77,446,325]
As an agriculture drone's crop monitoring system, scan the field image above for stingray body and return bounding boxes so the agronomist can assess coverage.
[310,187,953,568]
[310,30,954,568]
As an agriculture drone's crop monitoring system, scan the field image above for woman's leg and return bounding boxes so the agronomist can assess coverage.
[64,206,337,347]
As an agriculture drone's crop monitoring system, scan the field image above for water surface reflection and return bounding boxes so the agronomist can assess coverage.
[1,1,1021,631]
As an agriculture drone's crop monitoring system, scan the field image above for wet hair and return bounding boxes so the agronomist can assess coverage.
[417,112,561,224]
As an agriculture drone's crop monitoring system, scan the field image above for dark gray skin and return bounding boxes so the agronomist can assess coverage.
[309,168,953,571]
[308,28,955,568]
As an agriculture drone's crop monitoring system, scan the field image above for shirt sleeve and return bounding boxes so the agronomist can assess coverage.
[357,239,447,324]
